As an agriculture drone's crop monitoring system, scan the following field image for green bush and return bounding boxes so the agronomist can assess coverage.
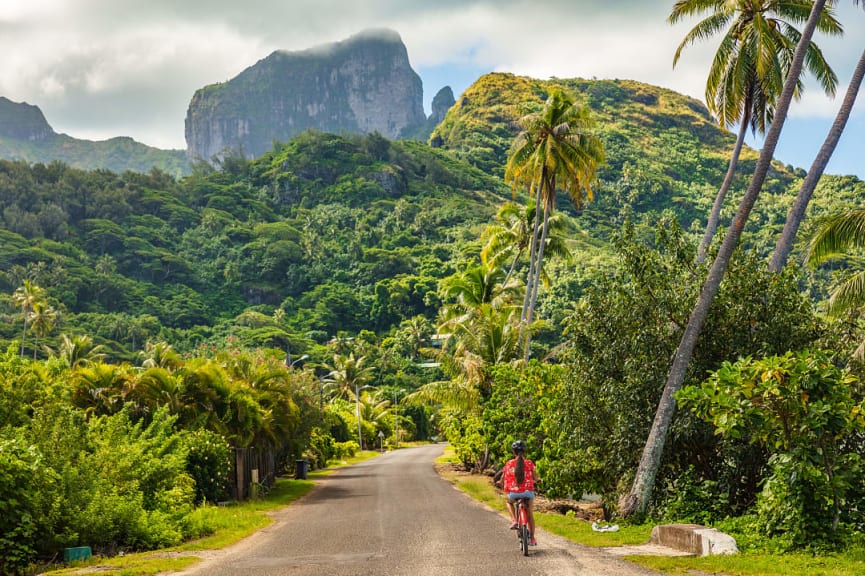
[184,429,232,503]
[305,427,335,468]
[0,436,55,575]
[679,351,865,548]
[659,465,726,525]
[333,440,359,460]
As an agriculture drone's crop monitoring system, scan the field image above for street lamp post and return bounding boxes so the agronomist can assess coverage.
[318,370,337,411]
[355,381,362,451]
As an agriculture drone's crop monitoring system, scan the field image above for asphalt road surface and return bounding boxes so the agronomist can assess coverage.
[180,444,660,576]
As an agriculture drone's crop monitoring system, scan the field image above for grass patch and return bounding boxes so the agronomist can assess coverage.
[628,550,865,576]
[39,452,380,575]
[43,554,200,575]
[455,476,508,511]
[536,514,652,547]
[434,444,459,464]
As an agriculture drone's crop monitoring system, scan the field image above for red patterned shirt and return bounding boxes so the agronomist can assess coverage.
[502,457,536,493]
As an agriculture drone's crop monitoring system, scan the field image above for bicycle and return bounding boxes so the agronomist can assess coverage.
[513,497,531,556]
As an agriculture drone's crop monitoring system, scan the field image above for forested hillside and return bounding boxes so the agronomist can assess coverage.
[2,75,864,361]
[433,73,864,255]
[0,131,507,361]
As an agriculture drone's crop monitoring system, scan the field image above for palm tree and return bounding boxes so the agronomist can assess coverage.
[176,358,232,432]
[505,89,604,359]
[11,280,45,357]
[139,340,183,371]
[806,209,865,316]
[669,0,841,263]
[52,334,105,369]
[323,353,375,449]
[70,361,132,417]
[438,263,521,325]
[481,201,573,287]
[358,388,391,447]
[28,300,57,360]
[770,7,865,271]
[621,0,829,519]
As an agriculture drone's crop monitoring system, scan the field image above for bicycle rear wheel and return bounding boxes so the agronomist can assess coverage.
[519,524,529,556]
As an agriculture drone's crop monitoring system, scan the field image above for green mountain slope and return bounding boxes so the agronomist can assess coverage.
[0,133,189,177]
[0,130,506,359]
[0,96,189,176]
[432,73,863,249]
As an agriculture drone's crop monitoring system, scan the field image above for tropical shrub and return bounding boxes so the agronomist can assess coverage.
[184,429,232,503]
[679,351,865,548]
[0,436,60,575]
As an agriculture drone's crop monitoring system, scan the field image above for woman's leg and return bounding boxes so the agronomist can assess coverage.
[527,499,536,538]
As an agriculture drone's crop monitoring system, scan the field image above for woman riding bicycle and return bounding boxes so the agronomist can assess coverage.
[501,440,540,546]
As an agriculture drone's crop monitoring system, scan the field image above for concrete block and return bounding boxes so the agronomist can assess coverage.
[650,523,738,556]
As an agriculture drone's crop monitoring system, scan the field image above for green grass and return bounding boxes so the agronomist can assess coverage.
[536,514,652,547]
[628,550,865,576]
[39,451,380,575]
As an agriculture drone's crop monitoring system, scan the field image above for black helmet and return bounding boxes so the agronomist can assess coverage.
[511,440,527,453]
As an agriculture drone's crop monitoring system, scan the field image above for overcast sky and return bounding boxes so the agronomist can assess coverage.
[1,0,863,177]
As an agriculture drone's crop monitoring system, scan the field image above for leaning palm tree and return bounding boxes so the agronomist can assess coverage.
[806,209,865,317]
[622,0,830,519]
[770,2,865,271]
[505,89,604,359]
[669,0,841,263]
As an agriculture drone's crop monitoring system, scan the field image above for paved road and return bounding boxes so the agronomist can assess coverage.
[180,444,660,576]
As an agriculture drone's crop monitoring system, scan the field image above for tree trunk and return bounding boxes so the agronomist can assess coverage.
[696,107,751,264]
[524,189,553,362]
[619,0,826,519]
[522,187,544,324]
[769,46,865,272]
[502,247,524,287]
[20,316,28,358]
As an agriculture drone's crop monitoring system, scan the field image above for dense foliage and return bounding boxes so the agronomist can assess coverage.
[0,132,507,365]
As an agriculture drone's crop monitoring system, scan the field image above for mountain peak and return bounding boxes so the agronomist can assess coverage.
[0,97,55,142]
[185,29,425,162]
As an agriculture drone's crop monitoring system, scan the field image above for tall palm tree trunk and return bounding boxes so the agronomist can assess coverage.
[20,317,28,358]
[503,249,524,287]
[769,46,865,272]
[522,189,544,324]
[524,191,553,361]
[620,0,826,519]
[696,107,751,264]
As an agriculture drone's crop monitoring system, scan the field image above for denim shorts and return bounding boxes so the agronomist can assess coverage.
[507,490,535,501]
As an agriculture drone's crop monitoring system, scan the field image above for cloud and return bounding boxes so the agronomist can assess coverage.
[1,0,863,150]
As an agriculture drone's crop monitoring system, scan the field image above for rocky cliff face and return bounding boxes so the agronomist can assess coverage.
[185,29,426,162]
[429,86,455,126]
[0,97,55,141]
